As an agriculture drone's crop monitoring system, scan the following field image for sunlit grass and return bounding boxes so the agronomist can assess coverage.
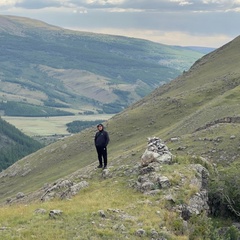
[0,170,197,239]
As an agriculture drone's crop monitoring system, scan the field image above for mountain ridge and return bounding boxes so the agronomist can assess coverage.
[0,15,205,116]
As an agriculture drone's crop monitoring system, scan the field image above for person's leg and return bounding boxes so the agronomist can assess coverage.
[96,146,103,167]
[102,147,107,168]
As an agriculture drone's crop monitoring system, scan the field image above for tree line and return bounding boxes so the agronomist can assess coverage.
[0,117,43,171]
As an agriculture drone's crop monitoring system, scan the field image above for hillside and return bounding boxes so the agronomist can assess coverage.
[0,15,205,115]
[0,117,43,170]
[0,35,240,239]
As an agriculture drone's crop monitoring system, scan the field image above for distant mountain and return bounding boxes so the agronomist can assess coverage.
[0,15,205,115]
[185,46,216,54]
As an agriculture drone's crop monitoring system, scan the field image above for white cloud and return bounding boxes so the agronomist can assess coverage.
[73,8,88,14]
[170,0,193,5]
[106,7,143,12]
[1,0,240,12]
[0,0,239,47]
[179,1,193,6]
[0,0,20,7]
[70,26,232,47]
[202,0,229,3]
[86,0,125,4]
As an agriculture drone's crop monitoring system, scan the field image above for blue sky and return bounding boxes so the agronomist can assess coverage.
[0,0,239,47]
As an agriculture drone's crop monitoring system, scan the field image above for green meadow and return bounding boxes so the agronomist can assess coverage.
[2,115,113,136]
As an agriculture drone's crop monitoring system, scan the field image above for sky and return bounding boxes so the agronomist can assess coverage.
[0,0,239,48]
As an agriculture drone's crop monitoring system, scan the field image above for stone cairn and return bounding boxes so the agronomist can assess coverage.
[141,137,172,166]
[135,137,172,194]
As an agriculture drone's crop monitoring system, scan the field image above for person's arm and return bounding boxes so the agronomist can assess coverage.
[105,132,110,146]
[94,133,97,145]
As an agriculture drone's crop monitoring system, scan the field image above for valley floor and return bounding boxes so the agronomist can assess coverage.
[2,114,113,136]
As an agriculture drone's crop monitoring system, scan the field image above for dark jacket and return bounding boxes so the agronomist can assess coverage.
[94,128,109,148]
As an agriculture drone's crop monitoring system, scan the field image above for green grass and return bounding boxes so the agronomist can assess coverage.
[1,154,235,239]
[2,114,113,136]
[0,157,206,240]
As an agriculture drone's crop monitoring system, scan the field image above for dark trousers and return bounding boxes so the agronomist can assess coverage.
[96,146,107,167]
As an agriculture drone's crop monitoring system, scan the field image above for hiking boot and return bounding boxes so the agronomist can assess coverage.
[103,166,107,169]
[97,165,102,168]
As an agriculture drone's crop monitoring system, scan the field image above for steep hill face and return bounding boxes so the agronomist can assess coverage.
[0,15,205,115]
[0,117,43,170]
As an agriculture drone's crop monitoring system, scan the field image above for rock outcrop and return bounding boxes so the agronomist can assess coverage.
[180,164,209,220]
[136,137,210,221]
[40,179,89,201]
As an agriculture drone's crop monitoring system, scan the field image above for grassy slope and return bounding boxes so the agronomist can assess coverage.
[1,36,240,202]
[0,164,202,239]
[0,34,239,240]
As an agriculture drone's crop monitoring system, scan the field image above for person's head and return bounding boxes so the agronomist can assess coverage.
[97,124,104,131]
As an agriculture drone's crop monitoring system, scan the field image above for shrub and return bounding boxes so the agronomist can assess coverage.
[208,161,240,219]
[188,213,227,240]
[225,225,240,240]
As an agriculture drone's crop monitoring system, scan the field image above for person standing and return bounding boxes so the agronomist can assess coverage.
[94,123,109,169]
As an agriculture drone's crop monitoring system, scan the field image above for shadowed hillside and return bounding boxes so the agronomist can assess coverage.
[0,15,205,115]
[0,35,239,239]
[0,117,43,170]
